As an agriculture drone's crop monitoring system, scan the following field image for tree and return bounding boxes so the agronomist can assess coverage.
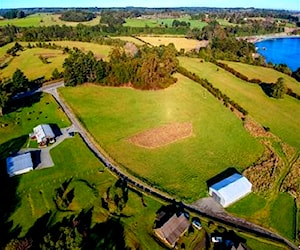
[11,69,29,94]
[292,67,300,82]
[52,68,62,80]
[271,77,287,99]
[0,88,9,116]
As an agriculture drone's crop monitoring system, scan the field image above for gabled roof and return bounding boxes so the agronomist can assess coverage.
[33,124,55,143]
[6,152,33,177]
[211,173,244,191]
[155,213,190,247]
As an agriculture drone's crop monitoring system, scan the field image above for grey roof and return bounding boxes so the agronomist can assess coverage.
[155,213,190,247]
[6,152,33,177]
[33,124,55,143]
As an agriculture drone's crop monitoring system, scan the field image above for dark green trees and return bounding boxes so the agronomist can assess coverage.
[63,44,178,90]
[271,77,287,99]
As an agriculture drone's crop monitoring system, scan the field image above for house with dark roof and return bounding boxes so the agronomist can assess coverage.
[209,173,252,207]
[6,152,33,177]
[154,213,190,248]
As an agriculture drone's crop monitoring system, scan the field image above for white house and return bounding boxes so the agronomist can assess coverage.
[6,152,33,177]
[33,124,55,146]
[209,173,252,207]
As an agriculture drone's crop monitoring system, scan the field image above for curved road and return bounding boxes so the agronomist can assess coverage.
[42,82,297,250]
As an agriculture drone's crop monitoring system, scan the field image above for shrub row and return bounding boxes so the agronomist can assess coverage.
[216,61,300,101]
[177,66,248,116]
[215,61,262,84]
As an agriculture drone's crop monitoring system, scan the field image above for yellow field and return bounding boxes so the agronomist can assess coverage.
[112,36,146,46]
[138,36,208,51]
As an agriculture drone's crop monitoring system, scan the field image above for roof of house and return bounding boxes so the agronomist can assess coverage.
[155,213,190,247]
[210,173,252,207]
[33,124,55,143]
[6,152,33,177]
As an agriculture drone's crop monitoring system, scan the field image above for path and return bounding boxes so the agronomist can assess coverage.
[37,82,298,249]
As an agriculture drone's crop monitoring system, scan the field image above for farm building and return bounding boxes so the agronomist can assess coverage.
[154,213,190,248]
[6,152,33,177]
[209,173,252,207]
[32,124,55,146]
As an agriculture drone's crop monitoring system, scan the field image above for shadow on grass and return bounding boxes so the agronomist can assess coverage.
[206,167,240,188]
[49,123,62,137]
[4,92,43,115]
[0,135,28,159]
[0,163,22,247]
[260,83,273,97]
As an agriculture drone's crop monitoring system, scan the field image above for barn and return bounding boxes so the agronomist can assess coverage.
[209,173,252,207]
[6,152,33,177]
[33,124,55,146]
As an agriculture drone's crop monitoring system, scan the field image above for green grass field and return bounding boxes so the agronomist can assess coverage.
[0,13,101,27]
[0,93,70,153]
[221,60,300,96]
[0,42,112,80]
[59,74,263,202]
[179,57,300,150]
[124,17,207,29]
[138,36,208,51]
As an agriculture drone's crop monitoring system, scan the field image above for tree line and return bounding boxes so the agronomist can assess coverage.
[59,10,96,22]
[63,44,179,90]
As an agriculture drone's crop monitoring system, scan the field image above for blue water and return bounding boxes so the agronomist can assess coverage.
[255,37,300,72]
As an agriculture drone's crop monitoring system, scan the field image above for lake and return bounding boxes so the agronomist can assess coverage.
[255,37,300,72]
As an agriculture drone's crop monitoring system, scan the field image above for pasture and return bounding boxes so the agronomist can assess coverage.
[138,36,208,51]
[0,42,112,80]
[59,74,263,202]
[124,17,207,29]
[179,57,300,150]
[221,60,300,96]
[112,36,146,46]
[0,13,101,27]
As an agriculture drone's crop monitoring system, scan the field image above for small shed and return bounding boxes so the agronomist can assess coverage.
[6,152,33,177]
[209,173,252,207]
[154,213,190,248]
[33,124,55,146]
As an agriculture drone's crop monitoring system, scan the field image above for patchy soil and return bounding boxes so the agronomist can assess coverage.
[128,122,193,149]
[243,143,282,192]
[34,52,63,58]
[243,117,275,138]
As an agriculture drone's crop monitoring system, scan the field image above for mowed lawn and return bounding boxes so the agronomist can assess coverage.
[179,57,300,150]
[59,74,263,201]
[138,36,208,51]
[221,60,300,96]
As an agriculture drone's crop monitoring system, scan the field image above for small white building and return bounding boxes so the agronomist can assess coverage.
[33,124,55,146]
[209,173,252,207]
[6,152,33,177]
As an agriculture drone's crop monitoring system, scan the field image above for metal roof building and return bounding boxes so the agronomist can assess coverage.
[33,124,55,143]
[6,152,33,177]
[209,173,252,207]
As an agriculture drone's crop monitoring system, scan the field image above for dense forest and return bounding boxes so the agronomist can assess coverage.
[59,10,96,22]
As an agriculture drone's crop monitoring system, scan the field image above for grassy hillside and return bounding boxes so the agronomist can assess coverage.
[221,60,300,95]
[179,57,300,150]
[0,42,112,80]
[124,17,207,29]
[59,74,263,202]
[0,13,101,27]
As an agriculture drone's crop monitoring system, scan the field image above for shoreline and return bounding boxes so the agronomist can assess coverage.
[239,33,300,43]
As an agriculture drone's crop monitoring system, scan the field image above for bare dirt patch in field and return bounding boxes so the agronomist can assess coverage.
[34,52,63,58]
[128,122,193,148]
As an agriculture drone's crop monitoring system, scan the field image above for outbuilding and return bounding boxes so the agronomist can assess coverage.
[6,152,33,177]
[209,173,252,207]
[154,213,190,248]
[32,124,55,146]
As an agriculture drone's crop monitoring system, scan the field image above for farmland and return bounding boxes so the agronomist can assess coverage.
[124,16,208,29]
[179,57,300,150]
[137,36,208,51]
[59,74,263,202]
[0,13,101,27]
[0,42,112,80]
[220,60,300,95]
